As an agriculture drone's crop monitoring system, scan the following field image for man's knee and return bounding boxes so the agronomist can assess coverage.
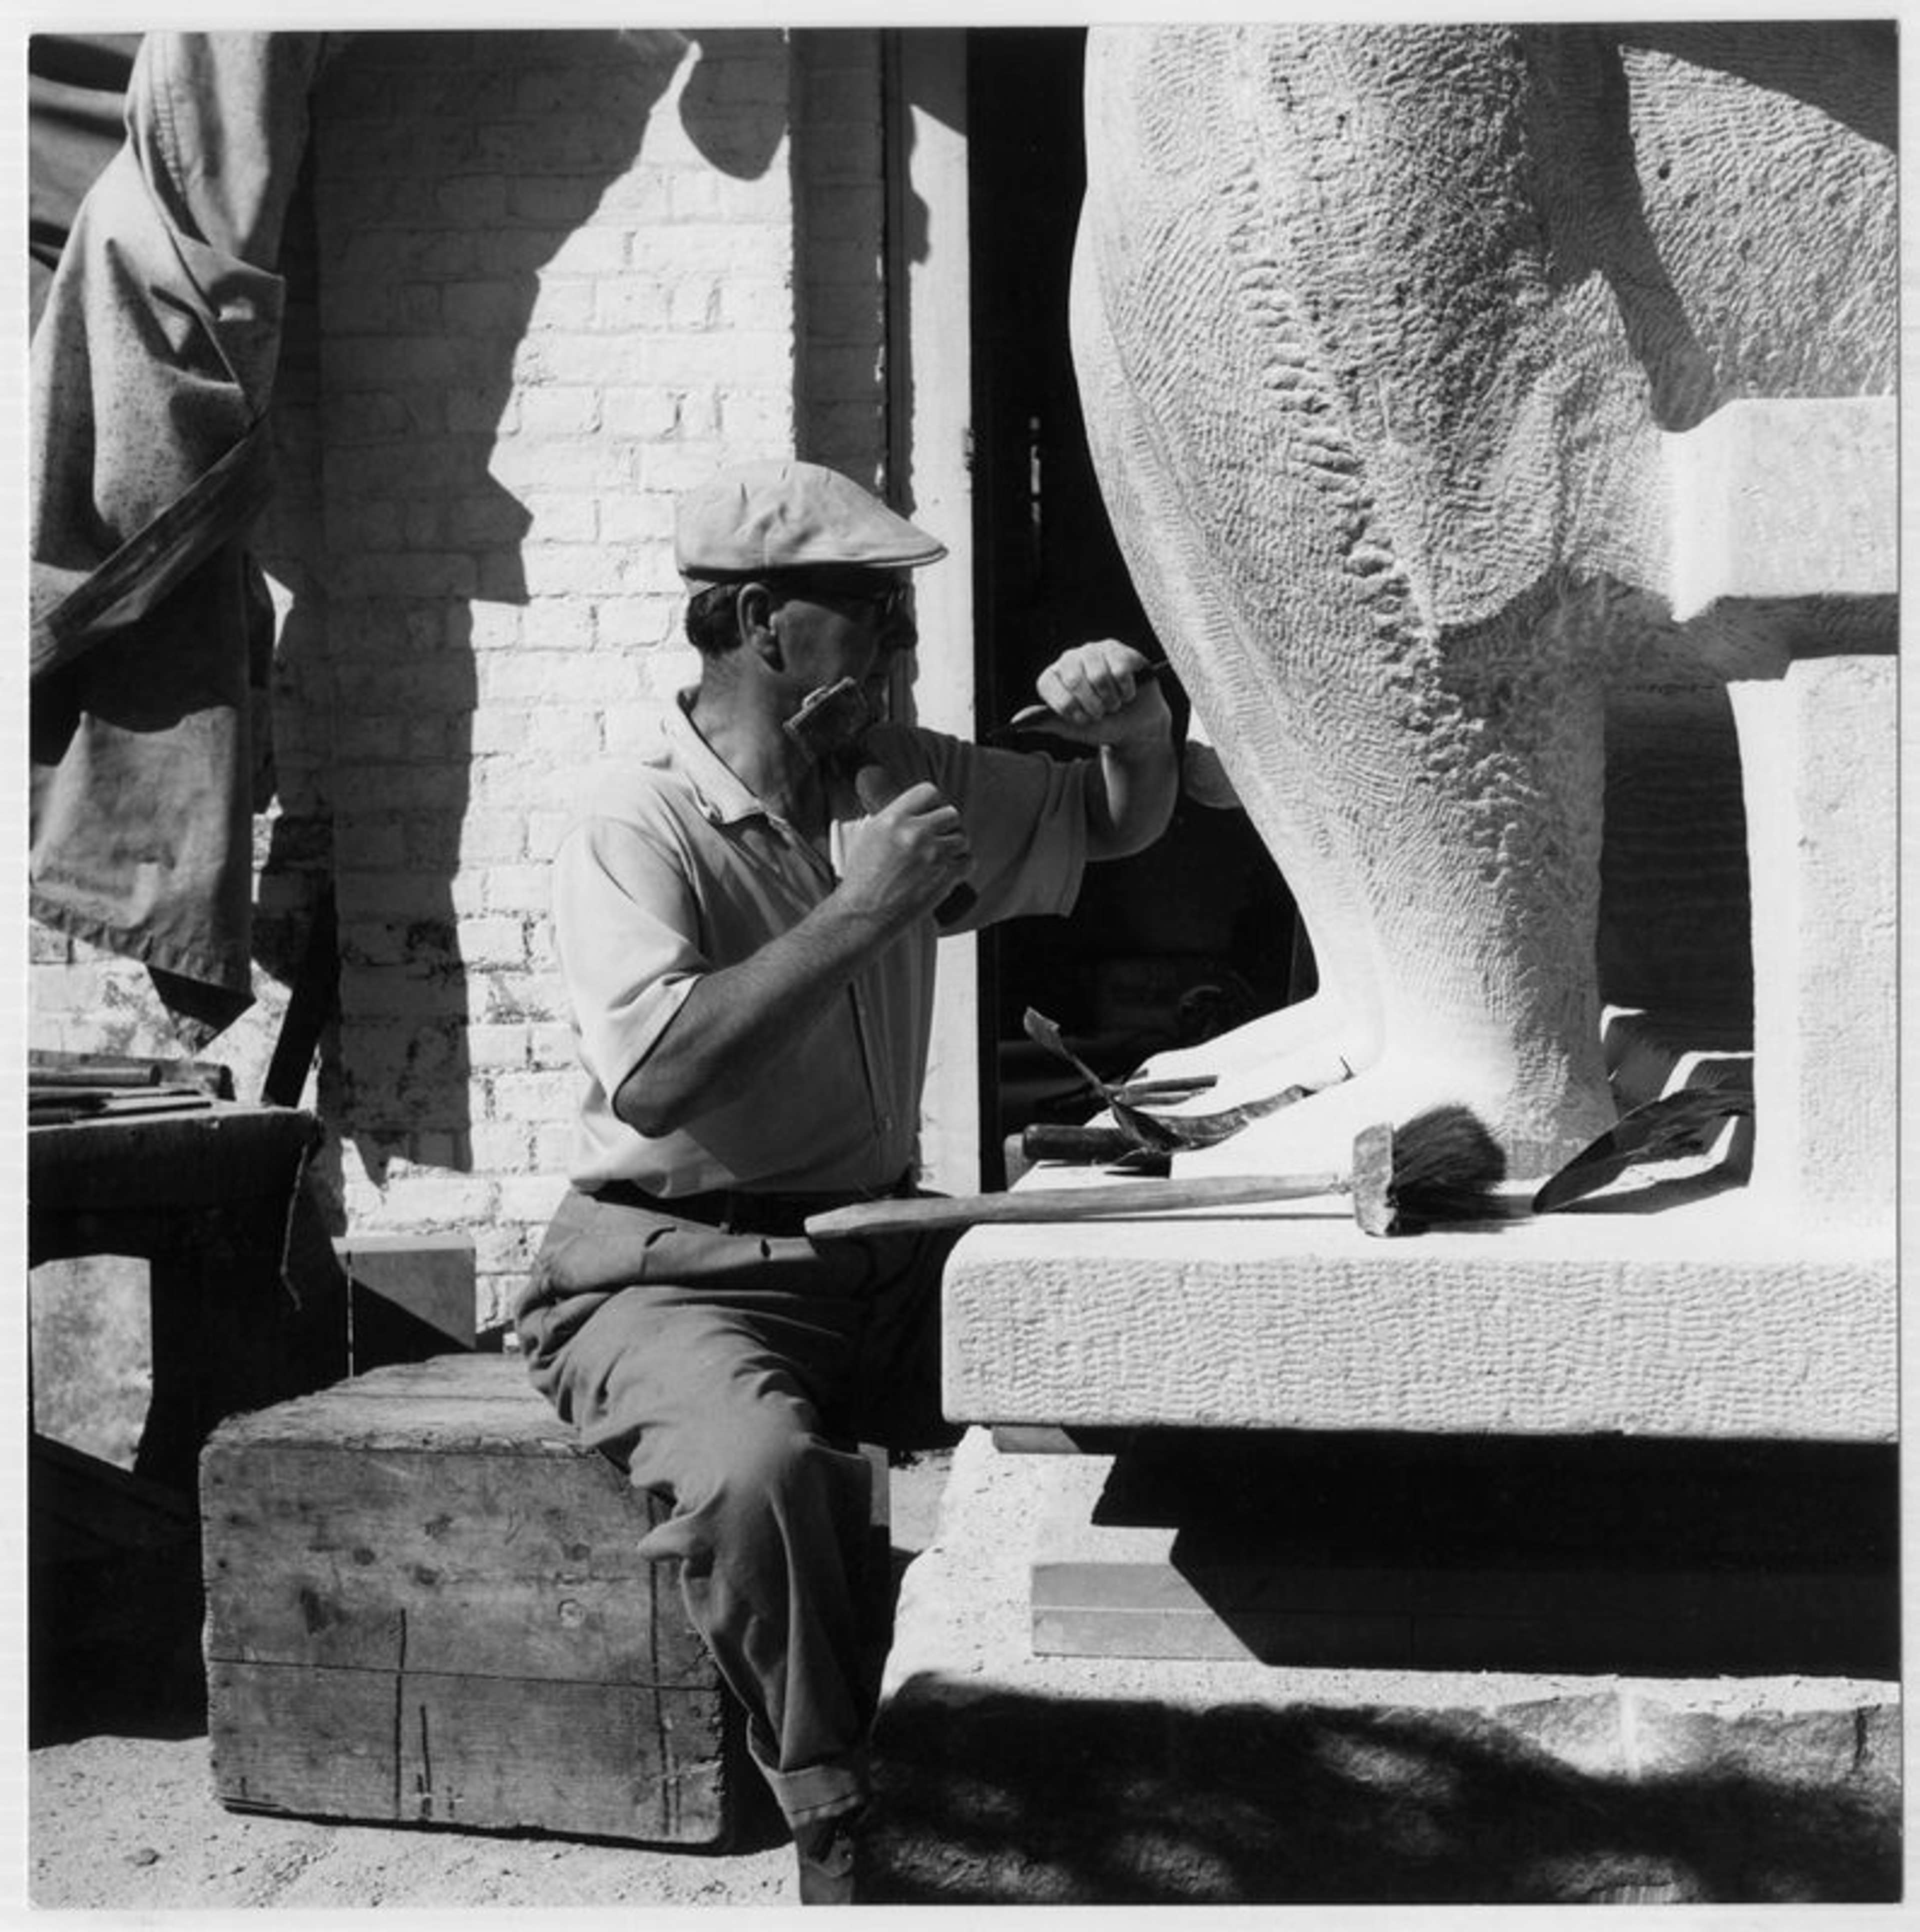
[664,1418,868,1550]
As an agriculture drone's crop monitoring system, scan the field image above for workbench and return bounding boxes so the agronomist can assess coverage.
[29,1102,350,1496]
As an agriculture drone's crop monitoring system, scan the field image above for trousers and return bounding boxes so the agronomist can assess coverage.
[516,1186,962,1826]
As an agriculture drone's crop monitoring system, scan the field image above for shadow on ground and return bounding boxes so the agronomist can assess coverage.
[32,1536,208,1747]
[868,1688,1900,1905]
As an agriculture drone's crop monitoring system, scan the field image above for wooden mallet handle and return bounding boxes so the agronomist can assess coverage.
[806,1170,1347,1239]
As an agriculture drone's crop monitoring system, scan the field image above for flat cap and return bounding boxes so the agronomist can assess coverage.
[675,459,947,581]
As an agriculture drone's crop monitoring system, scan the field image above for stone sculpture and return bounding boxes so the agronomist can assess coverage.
[1070,23,1896,1176]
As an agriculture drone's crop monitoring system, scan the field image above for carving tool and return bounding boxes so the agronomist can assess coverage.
[1004,657,1173,731]
[1112,1074,1218,1102]
[806,1104,1508,1240]
[1023,1006,1328,1152]
[783,676,976,925]
[1532,1082,1754,1214]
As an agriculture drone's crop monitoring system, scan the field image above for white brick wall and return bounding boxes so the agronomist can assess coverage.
[310,28,810,1323]
[30,26,896,1334]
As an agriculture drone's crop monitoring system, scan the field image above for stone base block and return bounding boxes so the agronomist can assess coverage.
[866,1432,1900,1905]
[942,1188,1892,1438]
[1666,397,1896,619]
[1732,653,1898,1226]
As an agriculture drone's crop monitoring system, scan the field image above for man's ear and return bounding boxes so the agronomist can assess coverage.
[736,584,783,668]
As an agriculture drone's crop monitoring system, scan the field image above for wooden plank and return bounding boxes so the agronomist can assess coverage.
[208,1662,732,1845]
[1034,1555,1892,1624]
[208,1661,402,1820]
[28,1104,318,1214]
[206,1384,574,1455]
[394,1670,730,1842]
[336,1354,522,1398]
[1033,1604,1412,1665]
[334,1235,478,1368]
[1032,1559,1894,1674]
[202,1439,708,1684]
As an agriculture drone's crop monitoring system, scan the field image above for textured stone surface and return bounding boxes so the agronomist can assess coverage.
[1070,22,1895,1178]
[868,1430,1901,1904]
[941,1188,1892,1438]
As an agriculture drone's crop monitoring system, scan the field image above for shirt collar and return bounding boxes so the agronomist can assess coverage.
[662,688,771,828]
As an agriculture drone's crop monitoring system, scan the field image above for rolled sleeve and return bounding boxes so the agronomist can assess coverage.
[874,727,1092,931]
[552,815,704,1100]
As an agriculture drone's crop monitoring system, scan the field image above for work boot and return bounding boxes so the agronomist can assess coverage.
[794,1802,866,1906]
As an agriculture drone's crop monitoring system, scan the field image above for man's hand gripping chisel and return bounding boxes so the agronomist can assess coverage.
[784,676,976,926]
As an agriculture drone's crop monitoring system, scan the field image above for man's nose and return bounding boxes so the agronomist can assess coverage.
[878,606,918,656]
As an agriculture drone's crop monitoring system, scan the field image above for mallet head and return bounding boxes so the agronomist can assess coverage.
[1350,1120,1398,1236]
[783,676,872,764]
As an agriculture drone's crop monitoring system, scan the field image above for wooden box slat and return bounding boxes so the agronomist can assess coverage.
[210,1663,730,1842]
[202,1440,708,1682]
[201,1354,738,1846]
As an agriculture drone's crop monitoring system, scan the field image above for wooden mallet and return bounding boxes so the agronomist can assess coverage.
[806,1104,1508,1240]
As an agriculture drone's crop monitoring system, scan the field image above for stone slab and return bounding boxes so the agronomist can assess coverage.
[941,1184,1892,1438]
[1732,654,1897,1226]
[866,1430,1900,1904]
[1664,397,1896,620]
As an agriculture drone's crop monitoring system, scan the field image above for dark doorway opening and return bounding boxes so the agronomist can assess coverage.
[965,28,1302,1185]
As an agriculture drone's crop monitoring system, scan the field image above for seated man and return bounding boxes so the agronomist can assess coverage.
[516,458,1174,1902]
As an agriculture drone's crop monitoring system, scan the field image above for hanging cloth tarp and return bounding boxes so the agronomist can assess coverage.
[29,32,325,1044]
[28,34,141,334]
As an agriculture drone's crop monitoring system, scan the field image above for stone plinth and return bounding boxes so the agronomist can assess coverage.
[866,1431,1900,1904]
[1731,654,1897,1226]
[1665,398,1896,620]
[940,1184,1892,1439]
[942,664,1896,1443]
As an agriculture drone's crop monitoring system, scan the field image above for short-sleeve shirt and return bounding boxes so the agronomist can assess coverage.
[552,694,1093,1196]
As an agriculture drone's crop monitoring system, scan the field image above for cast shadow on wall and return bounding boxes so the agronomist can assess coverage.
[284,29,790,1187]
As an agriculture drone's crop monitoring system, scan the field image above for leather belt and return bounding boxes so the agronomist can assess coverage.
[590,1172,914,1239]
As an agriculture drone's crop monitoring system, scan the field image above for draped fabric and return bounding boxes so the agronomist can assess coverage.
[28,34,140,334]
[29,33,326,1042]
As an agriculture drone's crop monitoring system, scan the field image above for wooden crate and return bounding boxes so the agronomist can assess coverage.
[200,1352,740,1846]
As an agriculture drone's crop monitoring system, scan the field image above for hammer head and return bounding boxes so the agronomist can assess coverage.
[1350,1120,1398,1236]
[1351,1104,1507,1236]
[784,676,872,763]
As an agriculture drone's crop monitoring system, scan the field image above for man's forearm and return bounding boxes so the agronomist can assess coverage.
[612,898,907,1138]
[1088,730,1178,860]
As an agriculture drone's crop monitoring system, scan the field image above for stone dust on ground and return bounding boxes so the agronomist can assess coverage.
[28,1736,796,1910]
